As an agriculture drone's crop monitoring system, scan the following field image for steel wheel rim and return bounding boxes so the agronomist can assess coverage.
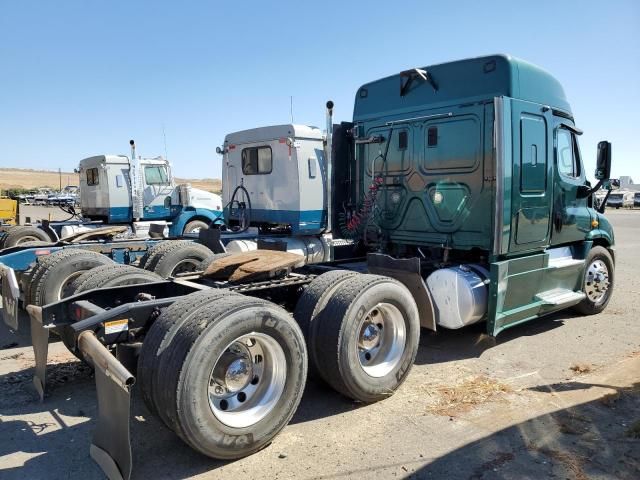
[56,271,84,300]
[15,235,40,245]
[585,259,610,305]
[171,259,201,276]
[356,303,406,378]
[208,332,287,428]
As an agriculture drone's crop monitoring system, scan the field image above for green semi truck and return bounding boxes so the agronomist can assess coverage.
[3,54,614,479]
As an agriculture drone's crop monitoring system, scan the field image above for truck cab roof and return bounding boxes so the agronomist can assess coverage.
[353,54,571,121]
[224,124,323,145]
[79,155,169,169]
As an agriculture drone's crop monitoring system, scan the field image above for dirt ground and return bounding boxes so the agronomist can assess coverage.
[0,210,638,480]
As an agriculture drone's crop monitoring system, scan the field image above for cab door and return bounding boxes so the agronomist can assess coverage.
[550,123,591,246]
[142,164,173,219]
[508,99,553,253]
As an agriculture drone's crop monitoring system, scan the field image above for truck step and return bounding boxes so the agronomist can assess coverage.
[547,247,585,269]
[548,257,585,269]
[535,288,586,306]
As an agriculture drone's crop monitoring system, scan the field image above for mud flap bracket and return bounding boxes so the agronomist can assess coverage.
[367,253,437,331]
[78,331,135,480]
[26,305,50,401]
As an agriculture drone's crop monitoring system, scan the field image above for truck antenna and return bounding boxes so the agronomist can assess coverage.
[162,123,168,159]
[290,96,294,123]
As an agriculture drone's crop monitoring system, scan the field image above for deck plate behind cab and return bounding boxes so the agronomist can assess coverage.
[203,250,305,283]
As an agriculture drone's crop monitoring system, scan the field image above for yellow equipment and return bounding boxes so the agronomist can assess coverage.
[0,197,17,225]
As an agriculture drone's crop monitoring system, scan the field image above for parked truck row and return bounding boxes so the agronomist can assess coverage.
[0,54,616,480]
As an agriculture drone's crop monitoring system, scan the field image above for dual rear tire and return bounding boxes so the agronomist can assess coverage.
[295,272,420,402]
[138,290,307,459]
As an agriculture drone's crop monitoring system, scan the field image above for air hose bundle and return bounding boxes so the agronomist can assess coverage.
[339,124,394,241]
[338,176,383,239]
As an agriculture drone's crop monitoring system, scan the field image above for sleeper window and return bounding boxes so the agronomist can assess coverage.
[86,168,99,186]
[242,146,272,175]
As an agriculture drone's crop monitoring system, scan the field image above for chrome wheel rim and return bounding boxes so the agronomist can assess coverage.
[356,303,406,378]
[585,259,610,305]
[208,332,287,428]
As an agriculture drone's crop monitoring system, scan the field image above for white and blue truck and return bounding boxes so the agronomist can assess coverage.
[0,140,224,248]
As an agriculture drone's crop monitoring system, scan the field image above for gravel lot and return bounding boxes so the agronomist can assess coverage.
[0,210,638,480]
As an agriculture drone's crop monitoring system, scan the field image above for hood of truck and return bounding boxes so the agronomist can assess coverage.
[185,187,222,211]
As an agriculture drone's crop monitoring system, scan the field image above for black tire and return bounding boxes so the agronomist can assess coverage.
[139,291,307,460]
[313,274,420,402]
[28,249,113,307]
[183,219,209,234]
[138,240,175,269]
[573,246,614,315]
[60,263,162,361]
[3,226,51,247]
[69,263,163,295]
[199,252,233,271]
[145,241,214,278]
[293,270,359,377]
[138,289,231,417]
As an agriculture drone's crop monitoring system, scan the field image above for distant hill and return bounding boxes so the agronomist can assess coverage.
[0,168,221,193]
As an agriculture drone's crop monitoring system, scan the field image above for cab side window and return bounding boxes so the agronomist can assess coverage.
[144,166,170,185]
[556,129,581,179]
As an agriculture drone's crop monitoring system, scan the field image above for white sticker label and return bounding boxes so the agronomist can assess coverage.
[104,319,128,335]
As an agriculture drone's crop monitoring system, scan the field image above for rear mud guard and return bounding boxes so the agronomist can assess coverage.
[26,305,135,480]
[26,305,50,400]
[367,253,436,331]
[78,331,135,480]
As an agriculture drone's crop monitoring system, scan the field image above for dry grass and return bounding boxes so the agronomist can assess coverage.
[0,168,222,193]
[426,375,512,417]
[177,177,222,193]
[569,363,592,374]
[0,168,79,190]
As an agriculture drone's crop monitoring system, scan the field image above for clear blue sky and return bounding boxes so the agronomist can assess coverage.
[1,0,638,181]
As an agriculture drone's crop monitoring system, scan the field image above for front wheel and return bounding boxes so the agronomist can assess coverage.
[183,219,209,234]
[574,246,614,315]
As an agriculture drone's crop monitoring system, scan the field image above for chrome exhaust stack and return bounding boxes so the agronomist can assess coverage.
[325,100,334,234]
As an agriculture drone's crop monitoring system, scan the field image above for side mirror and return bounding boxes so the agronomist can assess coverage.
[594,141,611,180]
[215,146,223,155]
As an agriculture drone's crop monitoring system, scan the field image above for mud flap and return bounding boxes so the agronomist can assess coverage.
[1,265,20,331]
[367,253,437,331]
[26,305,50,401]
[78,331,135,480]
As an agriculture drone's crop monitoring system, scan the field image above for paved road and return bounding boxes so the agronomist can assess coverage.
[0,210,638,479]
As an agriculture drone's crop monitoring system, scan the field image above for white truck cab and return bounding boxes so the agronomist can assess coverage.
[78,154,223,236]
[221,124,326,234]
